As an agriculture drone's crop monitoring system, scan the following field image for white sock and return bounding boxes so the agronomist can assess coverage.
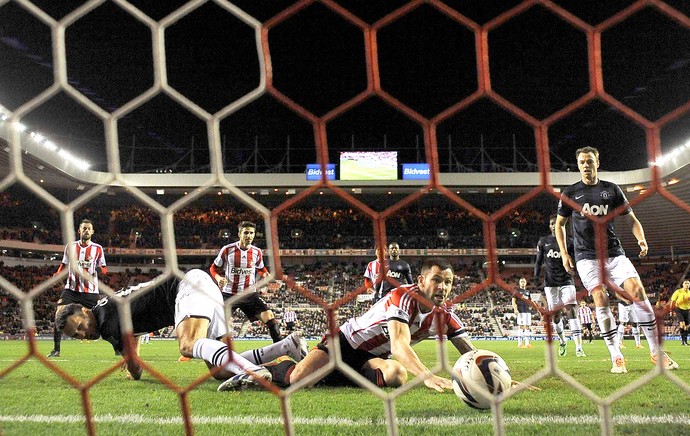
[569,318,583,351]
[240,335,292,364]
[192,338,262,374]
[555,319,566,344]
[596,307,621,360]
[523,328,530,345]
[517,329,523,346]
[632,300,659,355]
[632,325,641,346]
[617,323,625,344]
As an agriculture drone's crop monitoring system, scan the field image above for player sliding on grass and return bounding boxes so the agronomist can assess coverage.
[57,269,308,388]
[227,258,476,392]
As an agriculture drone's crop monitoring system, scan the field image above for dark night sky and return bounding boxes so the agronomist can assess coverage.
[0,0,689,174]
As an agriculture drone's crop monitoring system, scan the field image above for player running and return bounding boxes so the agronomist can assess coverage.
[210,221,282,342]
[57,269,307,388]
[555,146,678,372]
[534,215,585,357]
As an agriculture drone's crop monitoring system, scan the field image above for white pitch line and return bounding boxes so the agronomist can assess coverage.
[1,414,688,427]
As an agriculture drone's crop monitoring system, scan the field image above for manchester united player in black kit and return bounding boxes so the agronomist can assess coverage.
[555,146,678,373]
[56,269,307,389]
[374,242,414,301]
[535,215,585,357]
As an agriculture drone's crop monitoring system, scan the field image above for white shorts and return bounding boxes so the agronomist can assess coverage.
[617,303,638,324]
[576,256,640,293]
[517,312,532,326]
[544,285,577,310]
[174,269,228,339]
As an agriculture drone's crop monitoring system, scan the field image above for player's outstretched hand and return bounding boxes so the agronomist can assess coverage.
[423,374,453,393]
[638,240,648,258]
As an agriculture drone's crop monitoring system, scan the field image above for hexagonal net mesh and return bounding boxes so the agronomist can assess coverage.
[1,1,689,435]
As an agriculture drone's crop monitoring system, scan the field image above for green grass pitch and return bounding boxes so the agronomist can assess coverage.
[1,338,688,435]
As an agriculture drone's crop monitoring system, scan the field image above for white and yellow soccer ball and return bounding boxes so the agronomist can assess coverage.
[451,349,512,410]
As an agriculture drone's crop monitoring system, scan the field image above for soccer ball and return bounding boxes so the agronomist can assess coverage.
[451,349,512,410]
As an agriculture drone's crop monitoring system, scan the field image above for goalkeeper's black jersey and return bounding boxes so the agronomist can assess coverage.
[91,276,179,352]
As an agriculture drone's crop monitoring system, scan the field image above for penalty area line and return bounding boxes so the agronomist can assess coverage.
[0,414,689,427]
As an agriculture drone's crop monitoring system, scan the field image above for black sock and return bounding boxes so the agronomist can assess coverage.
[361,367,386,387]
[264,359,296,388]
[53,326,62,352]
[266,319,282,343]
[681,328,687,343]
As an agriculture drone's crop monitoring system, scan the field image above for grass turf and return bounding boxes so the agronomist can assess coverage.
[1,338,688,435]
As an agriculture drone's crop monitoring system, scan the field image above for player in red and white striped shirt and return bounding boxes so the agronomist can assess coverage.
[269,258,477,391]
[363,246,383,295]
[210,221,282,342]
[48,219,107,358]
[578,300,594,343]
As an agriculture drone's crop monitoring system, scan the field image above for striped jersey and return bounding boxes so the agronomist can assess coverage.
[213,241,266,296]
[363,259,380,286]
[283,310,297,323]
[578,305,593,324]
[339,284,466,358]
[61,240,107,294]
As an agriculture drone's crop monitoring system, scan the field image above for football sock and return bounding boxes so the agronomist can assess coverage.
[596,307,620,360]
[617,324,625,345]
[361,367,386,387]
[632,300,659,355]
[569,318,583,350]
[554,319,566,344]
[632,325,641,346]
[241,336,294,364]
[264,358,296,388]
[192,338,262,374]
[266,319,283,343]
[523,329,530,345]
[681,327,687,344]
[53,326,61,352]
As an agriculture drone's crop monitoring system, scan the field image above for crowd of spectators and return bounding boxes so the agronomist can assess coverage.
[1,258,687,339]
[0,190,551,250]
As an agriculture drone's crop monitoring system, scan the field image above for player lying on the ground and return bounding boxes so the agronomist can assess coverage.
[57,269,308,387]
[227,258,476,392]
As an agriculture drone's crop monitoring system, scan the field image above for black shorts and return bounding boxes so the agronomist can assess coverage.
[315,331,379,387]
[676,308,690,325]
[582,323,593,330]
[57,289,101,308]
[286,321,296,330]
[222,292,270,322]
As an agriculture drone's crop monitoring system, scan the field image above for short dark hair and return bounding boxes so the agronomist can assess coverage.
[420,258,453,275]
[549,214,557,222]
[238,221,256,231]
[56,303,86,331]
[79,219,93,227]
[575,146,599,161]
